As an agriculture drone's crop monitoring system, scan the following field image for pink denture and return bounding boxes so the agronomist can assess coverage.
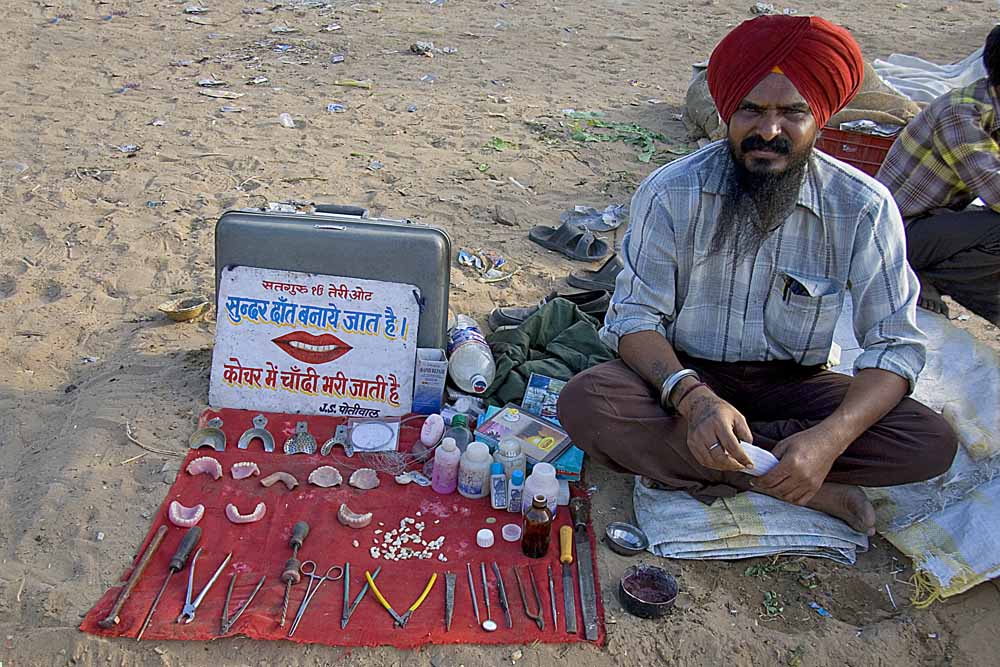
[337,503,373,529]
[260,471,298,490]
[308,465,342,488]
[231,461,260,480]
[226,502,266,524]
[186,456,222,480]
[168,501,205,527]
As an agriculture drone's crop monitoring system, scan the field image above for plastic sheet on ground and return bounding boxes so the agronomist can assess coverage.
[832,299,1000,600]
[873,48,986,104]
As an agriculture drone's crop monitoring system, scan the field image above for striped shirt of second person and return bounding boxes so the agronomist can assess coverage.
[877,78,1000,219]
[600,140,926,391]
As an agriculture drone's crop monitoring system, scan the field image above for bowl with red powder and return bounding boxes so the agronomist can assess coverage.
[618,563,678,619]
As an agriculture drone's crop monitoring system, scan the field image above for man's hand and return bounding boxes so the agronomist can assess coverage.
[679,387,754,472]
[754,427,841,505]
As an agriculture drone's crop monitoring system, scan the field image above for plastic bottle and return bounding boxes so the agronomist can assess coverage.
[493,437,527,481]
[557,479,570,506]
[431,437,461,494]
[447,315,496,394]
[452,395,483,416]
[443,414,473,453]
[521,495,554,558]
[507,469,524,513]
[457,441,492,499]
[522,462,560,516]
[489,463,508,510]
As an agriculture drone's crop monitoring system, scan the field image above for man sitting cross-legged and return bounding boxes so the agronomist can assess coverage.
[558,15,958,536]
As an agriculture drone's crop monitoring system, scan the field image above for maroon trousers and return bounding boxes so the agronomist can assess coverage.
[557,358,957,503]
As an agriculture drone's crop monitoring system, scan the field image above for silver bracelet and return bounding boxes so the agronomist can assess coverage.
[659,369,700,409]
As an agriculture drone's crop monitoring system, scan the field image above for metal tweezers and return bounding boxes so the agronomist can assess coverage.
[341,563,381,629]
[220,573,266,634]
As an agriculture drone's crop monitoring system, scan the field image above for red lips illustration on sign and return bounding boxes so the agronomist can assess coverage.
[272,331,353,365]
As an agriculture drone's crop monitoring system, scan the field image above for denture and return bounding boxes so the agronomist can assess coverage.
[225,502,267,524]
[168,501,205,527]
[337,503,373,529]
[349,468,380,490]
[231,461,261,480]
[186,456,223,480]
[260,471,298,490]
[307,465,343,488]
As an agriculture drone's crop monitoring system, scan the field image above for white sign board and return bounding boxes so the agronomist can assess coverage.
[209,266,420,418]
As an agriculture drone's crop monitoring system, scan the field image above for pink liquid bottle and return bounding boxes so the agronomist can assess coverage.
[431,437,461,494]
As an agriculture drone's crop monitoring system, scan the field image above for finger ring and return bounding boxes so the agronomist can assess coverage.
[707,443,721,451]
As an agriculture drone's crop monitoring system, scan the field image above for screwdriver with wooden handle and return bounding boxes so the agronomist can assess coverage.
[136,526,201,641]
[559,525,578,634]
[279,521,310,627]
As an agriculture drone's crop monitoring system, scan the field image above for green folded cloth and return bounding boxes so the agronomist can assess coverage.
[484,298,615,406]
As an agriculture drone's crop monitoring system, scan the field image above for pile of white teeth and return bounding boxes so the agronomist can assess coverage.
[369,516,447,562]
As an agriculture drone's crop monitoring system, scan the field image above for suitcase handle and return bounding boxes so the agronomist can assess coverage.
[314,204,368,218]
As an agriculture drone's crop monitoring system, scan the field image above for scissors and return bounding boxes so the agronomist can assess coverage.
[288,560,344,637]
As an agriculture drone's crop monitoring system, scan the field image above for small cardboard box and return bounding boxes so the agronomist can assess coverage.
[412,348,448,414]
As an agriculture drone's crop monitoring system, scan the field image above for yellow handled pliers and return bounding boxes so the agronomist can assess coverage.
[365,571,437,628]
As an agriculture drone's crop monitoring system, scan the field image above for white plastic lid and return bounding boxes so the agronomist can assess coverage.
[476,528,495,548]
[439,436,457,452]
[466,441,490,462]
[471,374,488,393]
[531,462,556,479]
[501,524,522,542]
[498,437,523,456]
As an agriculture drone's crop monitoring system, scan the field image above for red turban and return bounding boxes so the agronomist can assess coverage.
[706,15,864,129]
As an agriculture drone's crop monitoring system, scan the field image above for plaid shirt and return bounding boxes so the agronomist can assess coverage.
[602,141,926,390]
[877,78,1000,218]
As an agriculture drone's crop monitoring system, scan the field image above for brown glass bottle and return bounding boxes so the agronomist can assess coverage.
[521,494,554,558]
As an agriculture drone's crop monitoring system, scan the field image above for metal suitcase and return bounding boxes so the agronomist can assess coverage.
[215,204,451,349]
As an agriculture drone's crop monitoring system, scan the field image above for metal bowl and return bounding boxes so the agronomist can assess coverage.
[158,295,210,322]
[605,521,650,556]
[618,563,678,619]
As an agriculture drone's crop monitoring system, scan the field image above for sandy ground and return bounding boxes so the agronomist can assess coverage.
[2,0,1000,665]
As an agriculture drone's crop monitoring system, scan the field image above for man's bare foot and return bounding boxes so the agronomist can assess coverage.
[917,281,950,318]
[804,483,876,536]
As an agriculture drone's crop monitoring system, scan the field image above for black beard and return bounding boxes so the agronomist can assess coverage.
[709,139,811,260]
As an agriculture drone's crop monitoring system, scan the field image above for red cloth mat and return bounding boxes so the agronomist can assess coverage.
[81,408,606,647]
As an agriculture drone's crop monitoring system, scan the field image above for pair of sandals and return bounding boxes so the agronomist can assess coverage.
[487,254,624,329]
[529,220,611,262]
